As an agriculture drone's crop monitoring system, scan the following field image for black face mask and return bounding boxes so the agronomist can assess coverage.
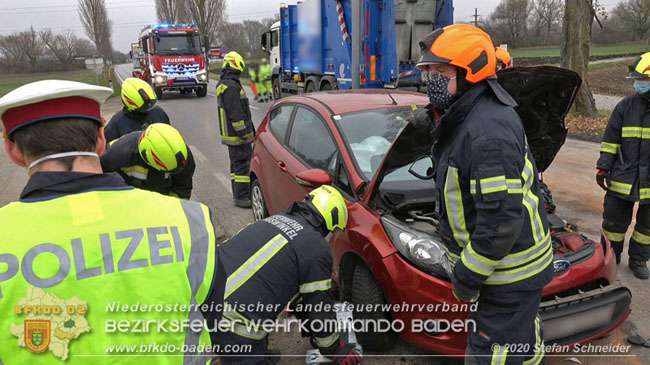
[426,74,455,110]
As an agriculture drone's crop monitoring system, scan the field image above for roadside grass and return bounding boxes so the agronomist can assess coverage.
[511,42,648,58]
[0,69,115,98]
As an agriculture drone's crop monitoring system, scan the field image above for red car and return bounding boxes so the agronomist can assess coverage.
[248,66,631,356]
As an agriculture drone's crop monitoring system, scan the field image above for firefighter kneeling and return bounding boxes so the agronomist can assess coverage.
[212,185,362,365]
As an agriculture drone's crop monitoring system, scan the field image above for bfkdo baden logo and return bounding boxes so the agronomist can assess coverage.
[24,320,51,353]
[12,288,91,360]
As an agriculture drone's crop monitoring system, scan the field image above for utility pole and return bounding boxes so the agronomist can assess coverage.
[471,8,480,27]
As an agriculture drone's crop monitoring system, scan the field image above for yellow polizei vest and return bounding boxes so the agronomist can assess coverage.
[0,187,216,364]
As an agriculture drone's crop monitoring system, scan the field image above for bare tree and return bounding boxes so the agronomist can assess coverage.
[0,34,27,72]
[184,0,227,45]
[490,0,532,46]
[561,0,598,117]
[534,0,563,45]
[17,27,42,71]
[613,0,650,40]
[78,0,113,63]
[155,0,188,24]
[40,29,81,69]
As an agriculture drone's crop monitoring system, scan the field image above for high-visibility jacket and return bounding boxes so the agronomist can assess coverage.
[216,69,255,146]
[258,64,271,84]
[215,202,341,356]
[432,81,553,299]
[101,132,196,199]
[248,67,258,83]
[0,186,216,364]
[105,106,171,143]
[597,92,650,203]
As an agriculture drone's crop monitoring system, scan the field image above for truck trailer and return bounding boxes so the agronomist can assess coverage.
[261,0,453,99]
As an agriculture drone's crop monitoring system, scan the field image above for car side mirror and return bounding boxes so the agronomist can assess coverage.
[295,169,332,188]
[408,155,435,180]
[261,32,270,53]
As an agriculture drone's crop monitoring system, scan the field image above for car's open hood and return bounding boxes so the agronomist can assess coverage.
[367,66,582,204]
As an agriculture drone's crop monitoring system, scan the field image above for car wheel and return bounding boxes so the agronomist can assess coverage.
[251,179,269,221]
[154,87,163,100]
[351,262,397,351]
[272,78,282,100]
[196,85,208,97]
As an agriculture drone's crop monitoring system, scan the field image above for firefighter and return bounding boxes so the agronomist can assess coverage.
[104,77,170,143]
[495,47,512,71]
[0,80,225,364]
[597,52,650,279]
[248,61,261,102]
[213,185,362,365]
[217,51,256,208]
[259,58,272,102]
[100,123,196,199]
[414,25,552,364]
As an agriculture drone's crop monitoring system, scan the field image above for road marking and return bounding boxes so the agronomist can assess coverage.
[189,144,208,163]
[213,172,232,191]
[250,105,259,110]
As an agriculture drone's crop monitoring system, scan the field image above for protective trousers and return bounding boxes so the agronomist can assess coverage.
[465,287,545,365]
[228,143,252,201]
[602,193,650,262]
[213,330,268,365]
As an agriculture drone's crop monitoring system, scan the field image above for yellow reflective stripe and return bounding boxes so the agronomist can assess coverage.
[470,179,477,195]
[621,127,650,139]
[299,279,332,294]
[506,179,523,194]
[491,344,508,365]
[608,180,633,195]
[602,228,626,242]
[220,315,267,340]
[523,316,544,365]
[216,84,228,95]
[600,142,620,154]
[522,155,546,245]
[480,175,507,194]
[230,173,235,180]
[632,230,650,245]
[640,189,650,200]
[224,234,289,298]
[314,332,340,348]
[498,233,551,268]
[234,175,250,183]
[461,243,499,277]
[444,167,470,248]
[219,108,226,137]
[121,165,148,180]
[485,243,553,284]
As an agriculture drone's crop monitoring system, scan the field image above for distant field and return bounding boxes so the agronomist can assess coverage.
[0,69,115,98]
[510,42,649,58]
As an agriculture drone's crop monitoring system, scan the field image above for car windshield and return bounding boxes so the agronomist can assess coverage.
[155,34,201,55]
[334,107,411,180]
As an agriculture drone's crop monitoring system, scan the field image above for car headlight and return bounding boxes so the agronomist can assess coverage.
[154,75,166,84]
[381,216,451,278]
[197,72,208,81]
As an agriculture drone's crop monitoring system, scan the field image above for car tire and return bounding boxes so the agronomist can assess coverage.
[154,87,163,100]
[351,262,397,351]
[251,179,269,221]
[196,85,208,97]
[272,78,282,100]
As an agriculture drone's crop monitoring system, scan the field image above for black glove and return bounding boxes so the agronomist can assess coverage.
[596,169,609,191]
[405,105,434,134]
[328,342,362,365]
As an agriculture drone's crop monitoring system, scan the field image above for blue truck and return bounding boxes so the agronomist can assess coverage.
[261,0,453,99]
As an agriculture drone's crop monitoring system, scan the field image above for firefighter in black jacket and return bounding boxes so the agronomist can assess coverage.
[213,185,362,365]
[100,123,195,199]
[217,51,256,208]
[104,77,170,143]
[597,52,650,279]
[414,25,552,364]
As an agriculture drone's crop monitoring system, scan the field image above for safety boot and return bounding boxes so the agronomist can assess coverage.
[234,198,252,208]
[629,260,649,280]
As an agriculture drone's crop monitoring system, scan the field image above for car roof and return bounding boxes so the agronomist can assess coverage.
[282,89,430,115]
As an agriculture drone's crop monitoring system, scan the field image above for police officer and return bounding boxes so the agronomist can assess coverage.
[0,80,225,364]
[415,25,551,364]
[213,186,362,365]
[217,51,256,208]
[101,123,196,199]
[598,52,650,279]
[105,77,170,143]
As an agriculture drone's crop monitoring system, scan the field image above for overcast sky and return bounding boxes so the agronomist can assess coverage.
[0,0,622,53]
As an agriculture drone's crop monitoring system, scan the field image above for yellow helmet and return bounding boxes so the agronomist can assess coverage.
[306,185,348,231]
[138,123,188,173]
[627,52,650,79]
[121,78,157,112]
[223,51,245,72]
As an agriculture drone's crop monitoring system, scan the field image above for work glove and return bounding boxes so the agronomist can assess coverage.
[596,169,610,191]
[452,287,479,303]
[405,104,434,135]
[328,342,363,365]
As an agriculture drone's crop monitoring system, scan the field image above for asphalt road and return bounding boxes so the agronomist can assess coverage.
[0,65,646,364]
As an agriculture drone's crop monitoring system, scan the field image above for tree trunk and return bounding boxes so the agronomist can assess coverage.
[561,0,598,117]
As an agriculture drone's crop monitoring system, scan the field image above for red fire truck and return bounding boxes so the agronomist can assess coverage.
[132,23,209,98]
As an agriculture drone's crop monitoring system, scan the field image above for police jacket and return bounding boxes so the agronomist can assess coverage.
[432,81,553,299]
[217,202,341,355]
[100,132,195,199]
[104,105,170,143]
[597,92,650,203]
[216,69,255,146]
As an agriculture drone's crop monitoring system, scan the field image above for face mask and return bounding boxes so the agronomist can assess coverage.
[426,74,456,110]
[634,80,650,95]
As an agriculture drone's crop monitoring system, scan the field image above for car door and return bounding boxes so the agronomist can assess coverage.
[274,106,339,213]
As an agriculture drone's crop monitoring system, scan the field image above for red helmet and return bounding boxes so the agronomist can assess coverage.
[416,24,496,84]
